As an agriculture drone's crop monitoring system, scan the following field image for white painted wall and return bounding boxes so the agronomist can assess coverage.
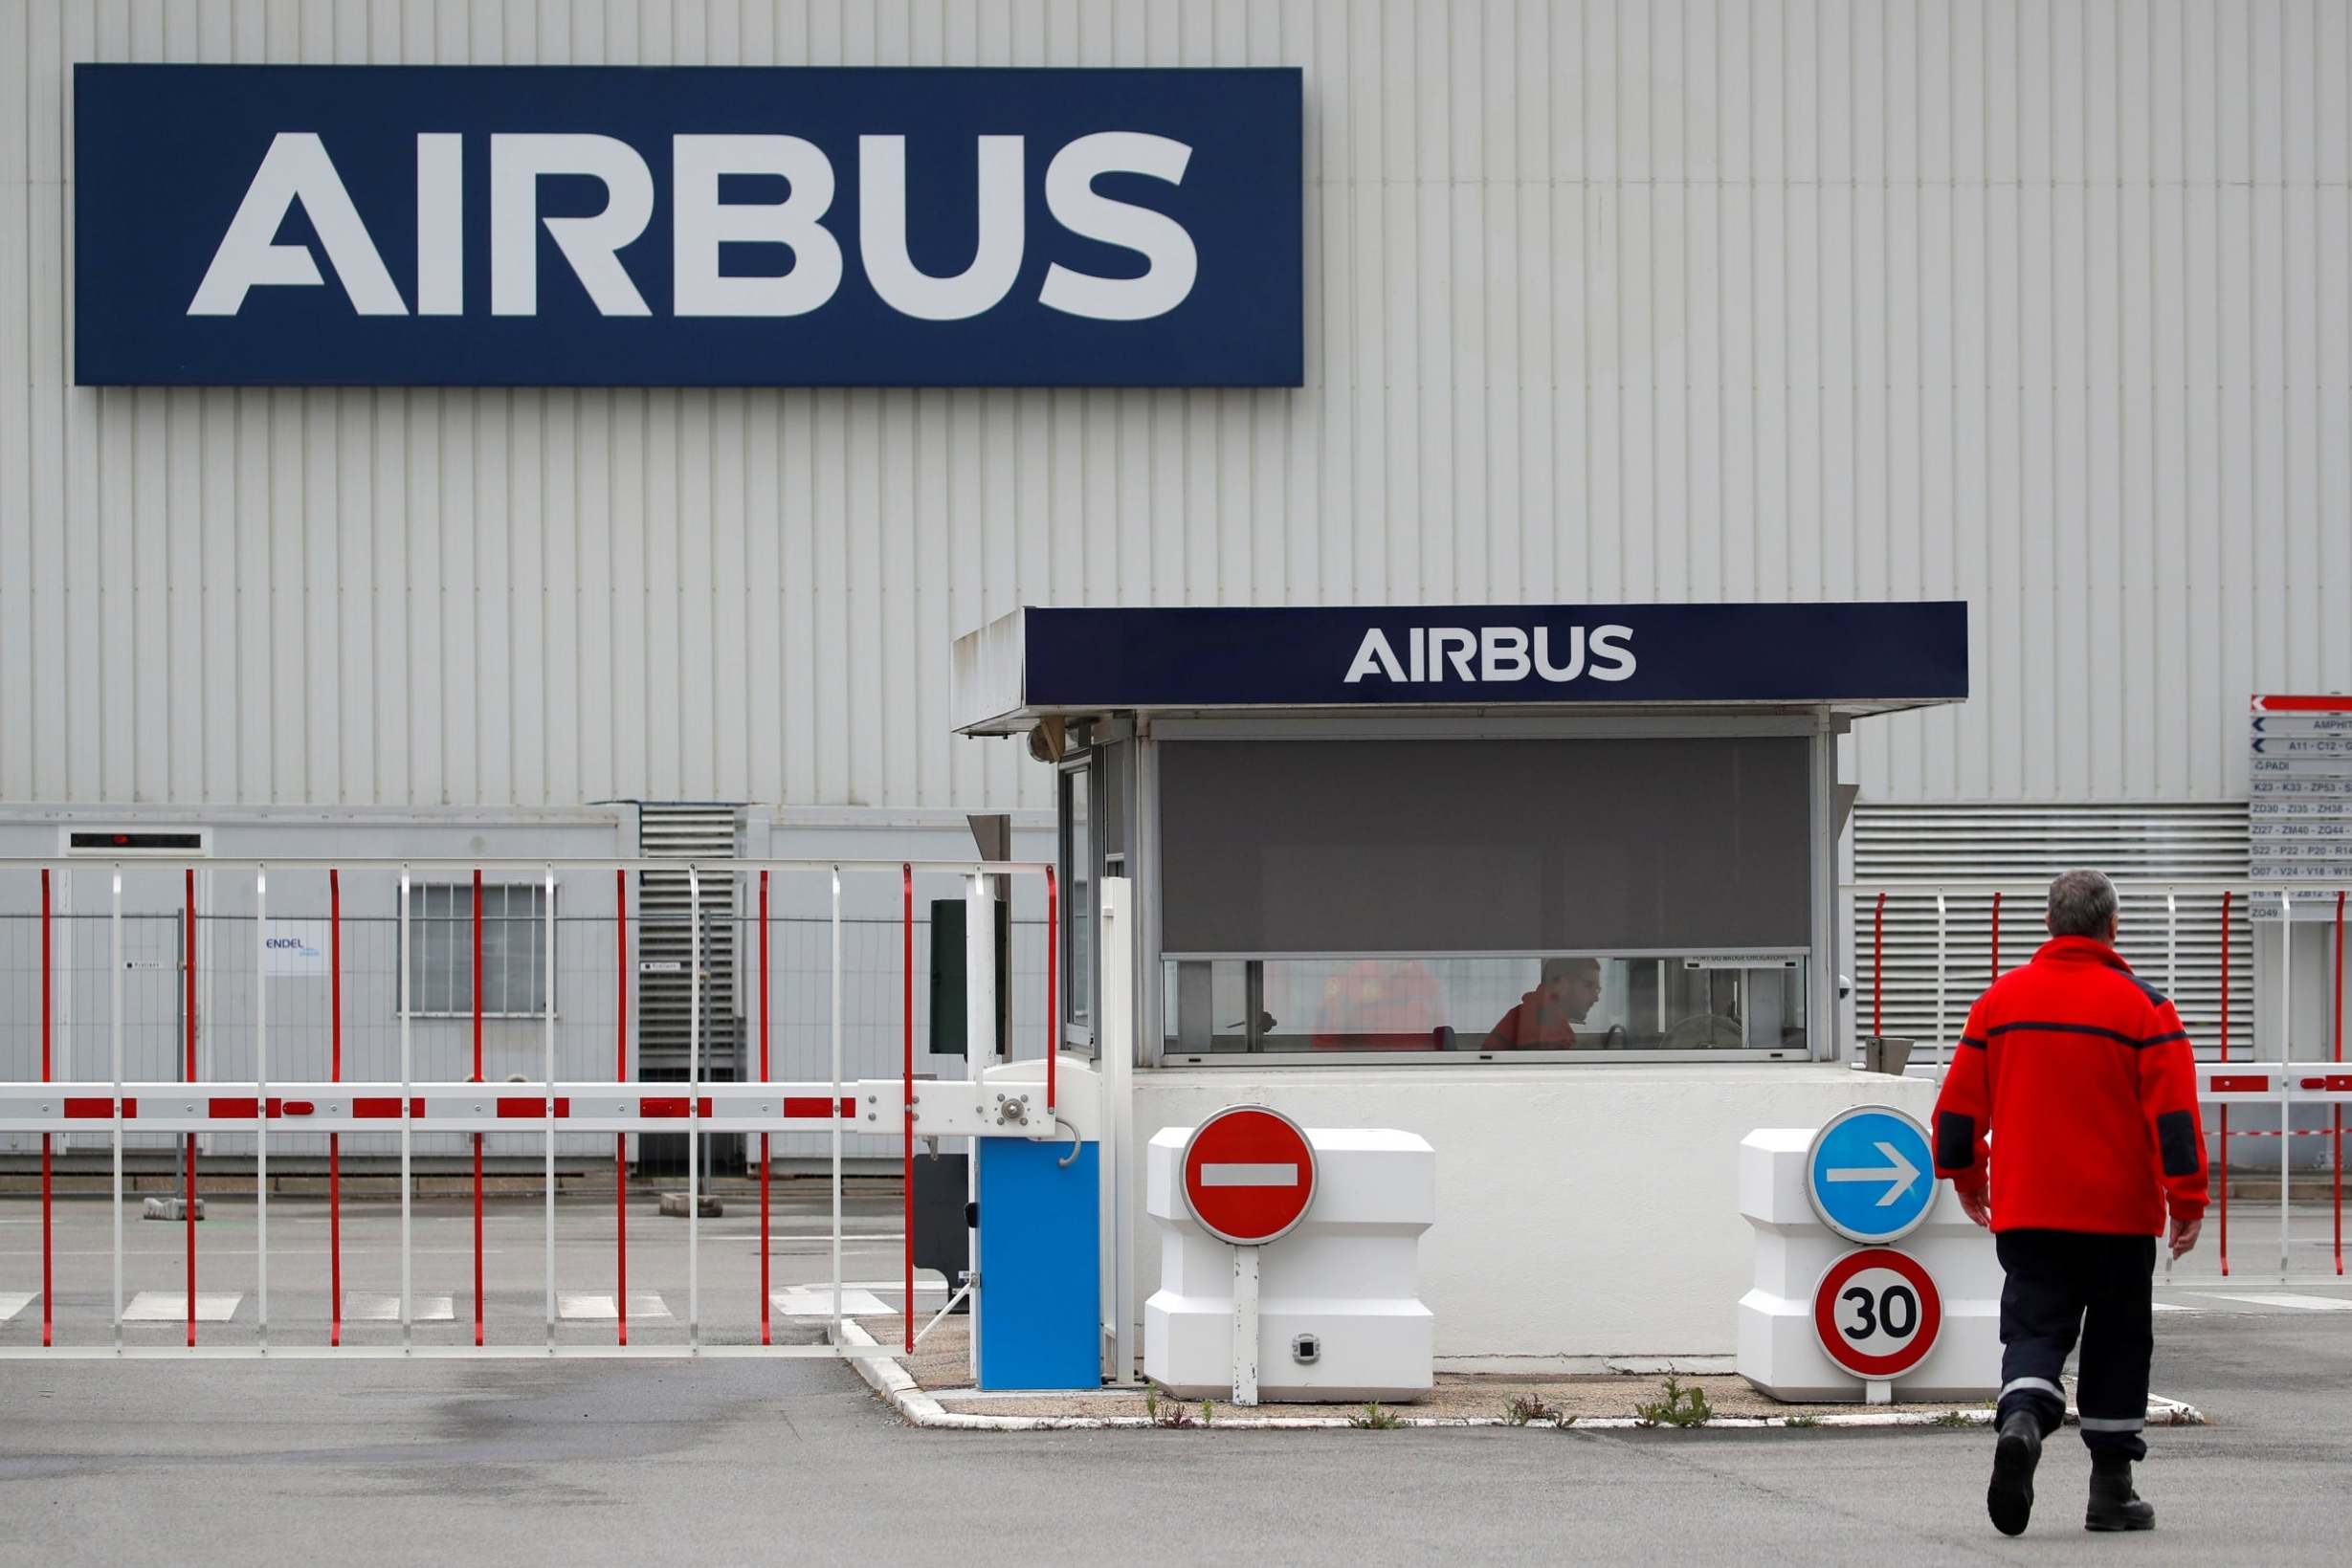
[3,1,2347,815]
[1130,1061,1938,1359]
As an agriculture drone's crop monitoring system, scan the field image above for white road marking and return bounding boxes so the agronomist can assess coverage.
[122,1292,240,1322]
[0,1292,33,1321]
[342,1293,455,1322]
[1200,1162,1298,1187]
[556,1292,672,1321]
[771,1289,894,1316]
[2198,1292,2352,1313]
[2152,1302,2195,1313]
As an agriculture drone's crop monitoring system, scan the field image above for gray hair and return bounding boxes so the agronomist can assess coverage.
[2047,869,2119,939]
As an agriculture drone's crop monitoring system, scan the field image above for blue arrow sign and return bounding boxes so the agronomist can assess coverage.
[1806,1105,1936,1245]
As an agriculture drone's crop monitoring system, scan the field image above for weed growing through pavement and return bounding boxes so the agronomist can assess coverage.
[1928,1409,1977,1427]
[1347,1401,1402,1429]
[1504,1392,1560,1426]
[1144,1385,1199,1428]
[1782,1414,1821,1429]
[1631,1376,1714,1428]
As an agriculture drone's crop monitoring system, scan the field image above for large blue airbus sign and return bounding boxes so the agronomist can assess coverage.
[72,65,1302,388]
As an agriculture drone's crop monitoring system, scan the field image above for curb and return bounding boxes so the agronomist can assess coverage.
[835,1323,2207,1434]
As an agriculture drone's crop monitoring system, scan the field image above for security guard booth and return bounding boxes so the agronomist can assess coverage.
[953,601,1969,1375]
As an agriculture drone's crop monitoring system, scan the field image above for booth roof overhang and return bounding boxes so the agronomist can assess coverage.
[951,601,1969,735]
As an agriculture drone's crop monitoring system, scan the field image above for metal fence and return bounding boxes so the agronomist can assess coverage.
[0,856,1060,1358]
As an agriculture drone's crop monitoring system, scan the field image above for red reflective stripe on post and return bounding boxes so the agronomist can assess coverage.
[616,870,628,1348]
[349,1096,409,1118]
[185,868,197,1348]
[495,1097,567,1118]
[635,1096,714,1118]
[40,868,52,1348]
[2210,1075,2270,1093]
[64,1097,121,1118]
[2221,890,2231,1276]
[1873,892,1886,1039]
[1046,866,1057,1114]
[208,1097,261,1119]
[902,863,914,1355]
[783,1097,855,1118]
[2323,888,2342,1278]
[760,870,770,1347]
[472,869,483,1348]
[330,868,343,1348]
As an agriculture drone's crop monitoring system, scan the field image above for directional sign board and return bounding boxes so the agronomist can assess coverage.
[2252,696,2352,907]
[1805,1104,1935,1245]
[1813,1248,1942,1380]
[1181,1105,1317,1247]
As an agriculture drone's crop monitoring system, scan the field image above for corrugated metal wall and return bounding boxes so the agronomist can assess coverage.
[2,1,2347,813]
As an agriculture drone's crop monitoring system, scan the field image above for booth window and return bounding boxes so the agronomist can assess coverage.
[1156,736,1813,1060]
[1164,953,1808,1055]
[1059,758,1093,1044]
[402,882,552,1017]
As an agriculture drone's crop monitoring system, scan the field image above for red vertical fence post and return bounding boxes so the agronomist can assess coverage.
[615,869,628,1347]
[2334,889,2345,1276]
[184,868,197,1347]
[472,868,484,1346]
[329,869,344,1347]
[1872,893,1886,1040]
[902,864,914,1353]
[2220,890,2232,1275]
[40,870,53,1348]
[1045,867,1057,1114]
[759,869,772,1347]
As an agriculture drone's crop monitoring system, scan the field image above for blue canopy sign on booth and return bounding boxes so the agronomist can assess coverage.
[1806,1104,1938,1246]
[954,601,1971,731]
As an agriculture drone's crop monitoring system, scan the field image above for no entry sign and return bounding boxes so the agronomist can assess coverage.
[1812,1248,1942,1380]
[1181,1105,1317,1246]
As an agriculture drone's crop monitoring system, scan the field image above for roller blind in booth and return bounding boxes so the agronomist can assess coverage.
[1157,739,1812,954]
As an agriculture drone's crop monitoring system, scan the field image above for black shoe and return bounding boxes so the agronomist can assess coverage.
[2086,1469,2156,1532]
[1987,1412,2042,1536]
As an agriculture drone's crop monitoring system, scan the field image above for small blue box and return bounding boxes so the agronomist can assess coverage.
[975,1137,1100,1390]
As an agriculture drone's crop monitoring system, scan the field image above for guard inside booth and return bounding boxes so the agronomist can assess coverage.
[950,599,1972,1377]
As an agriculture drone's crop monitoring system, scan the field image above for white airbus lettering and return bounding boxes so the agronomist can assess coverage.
[491,134,655,316]
[1040,132,1198,320]
[859,134,1025,320]
[673,135,841,317]
[190,130,1200,323]
[1342,625,1638,686]
[189,132,407,316]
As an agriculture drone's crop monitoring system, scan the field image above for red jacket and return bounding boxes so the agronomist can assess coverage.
[1483,989,1577,1049]
[1931,936,2208,1235]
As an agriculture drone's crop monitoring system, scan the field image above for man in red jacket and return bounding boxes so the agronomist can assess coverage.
[1932,869,2207,1537]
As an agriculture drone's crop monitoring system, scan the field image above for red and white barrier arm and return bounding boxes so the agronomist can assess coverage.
[2194,1064,2352,1107]
[0,1079,1086,1137]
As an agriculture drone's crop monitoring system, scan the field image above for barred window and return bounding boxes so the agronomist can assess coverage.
[403,883,551,1017]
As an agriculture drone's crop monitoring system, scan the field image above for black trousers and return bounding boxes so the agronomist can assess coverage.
[1994,1229,2157,1462]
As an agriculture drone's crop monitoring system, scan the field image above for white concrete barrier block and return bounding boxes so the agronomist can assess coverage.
[1145,1125,1435,1402]
[1736,1126,2002,1403]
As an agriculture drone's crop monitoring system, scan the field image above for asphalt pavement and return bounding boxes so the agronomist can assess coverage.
[2,1194,2348,1566]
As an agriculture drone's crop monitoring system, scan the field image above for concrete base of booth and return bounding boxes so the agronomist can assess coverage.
[1128,1065,1940,1360]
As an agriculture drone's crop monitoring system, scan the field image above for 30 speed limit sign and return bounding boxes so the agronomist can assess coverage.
[1812,1248,1942,1380]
